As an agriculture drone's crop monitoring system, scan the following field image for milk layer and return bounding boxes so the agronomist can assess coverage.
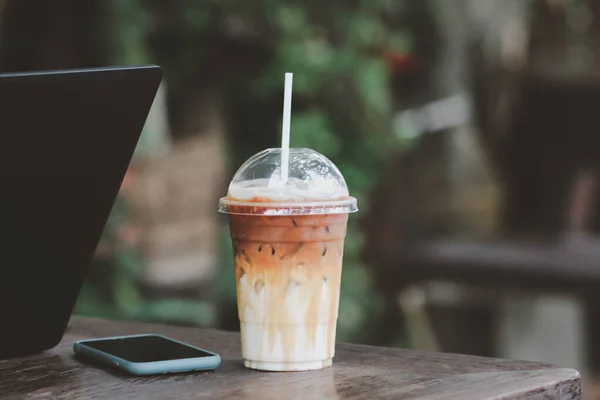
[237,263,340,371]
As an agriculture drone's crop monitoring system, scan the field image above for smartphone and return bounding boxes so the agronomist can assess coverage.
[73,334,221,376]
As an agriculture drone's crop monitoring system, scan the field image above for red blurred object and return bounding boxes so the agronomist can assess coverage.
[120,165,135,191]
[116,224,140,247]
[381,49,418,74]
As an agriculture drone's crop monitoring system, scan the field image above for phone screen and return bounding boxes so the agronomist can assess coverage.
[82,335,214,363]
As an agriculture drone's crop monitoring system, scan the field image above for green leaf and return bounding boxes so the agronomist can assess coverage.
[389,31,413,54]
[274,44,326,95]
[113,275,142,314]
[116,249,141,276]
[347,14,386,47]
[274,4,308,34]
[353,58,391,116]
[304,37,334,69]
[290,110,340,156]
[330,48,358,73]
[110,0,149,65]
[337,164,371,193]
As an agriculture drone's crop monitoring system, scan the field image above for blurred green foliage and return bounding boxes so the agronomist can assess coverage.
[77,0,406,342]
[209,0,405,342]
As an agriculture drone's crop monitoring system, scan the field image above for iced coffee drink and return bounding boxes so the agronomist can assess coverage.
[219,148,357,371]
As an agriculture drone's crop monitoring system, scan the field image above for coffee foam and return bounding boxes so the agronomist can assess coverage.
[228,178,349,202]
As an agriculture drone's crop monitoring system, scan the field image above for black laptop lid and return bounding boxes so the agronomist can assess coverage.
[0,65,162,358]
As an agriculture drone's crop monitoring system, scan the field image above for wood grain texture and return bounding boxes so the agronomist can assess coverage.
[0,317,581,399]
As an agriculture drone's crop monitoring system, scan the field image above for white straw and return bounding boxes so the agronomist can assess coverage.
[281,72,293,183]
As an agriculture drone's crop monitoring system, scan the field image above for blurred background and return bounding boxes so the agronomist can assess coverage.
[3,0,600,390]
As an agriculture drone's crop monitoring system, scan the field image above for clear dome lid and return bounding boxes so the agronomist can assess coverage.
[218,148,358,215]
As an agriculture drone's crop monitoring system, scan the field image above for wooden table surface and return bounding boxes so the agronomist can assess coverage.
[0,317,581,399]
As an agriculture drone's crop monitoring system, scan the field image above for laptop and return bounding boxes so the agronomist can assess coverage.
[0,65,162,359]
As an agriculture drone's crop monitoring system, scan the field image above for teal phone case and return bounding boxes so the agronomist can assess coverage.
[73,334,221,376]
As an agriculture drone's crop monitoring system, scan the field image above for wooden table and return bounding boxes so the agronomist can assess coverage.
[0,317,581,399]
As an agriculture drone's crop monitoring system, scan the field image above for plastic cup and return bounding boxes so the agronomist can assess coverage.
[218,148,357,371]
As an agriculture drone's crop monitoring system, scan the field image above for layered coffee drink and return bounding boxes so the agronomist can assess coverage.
[219,148,357,371]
